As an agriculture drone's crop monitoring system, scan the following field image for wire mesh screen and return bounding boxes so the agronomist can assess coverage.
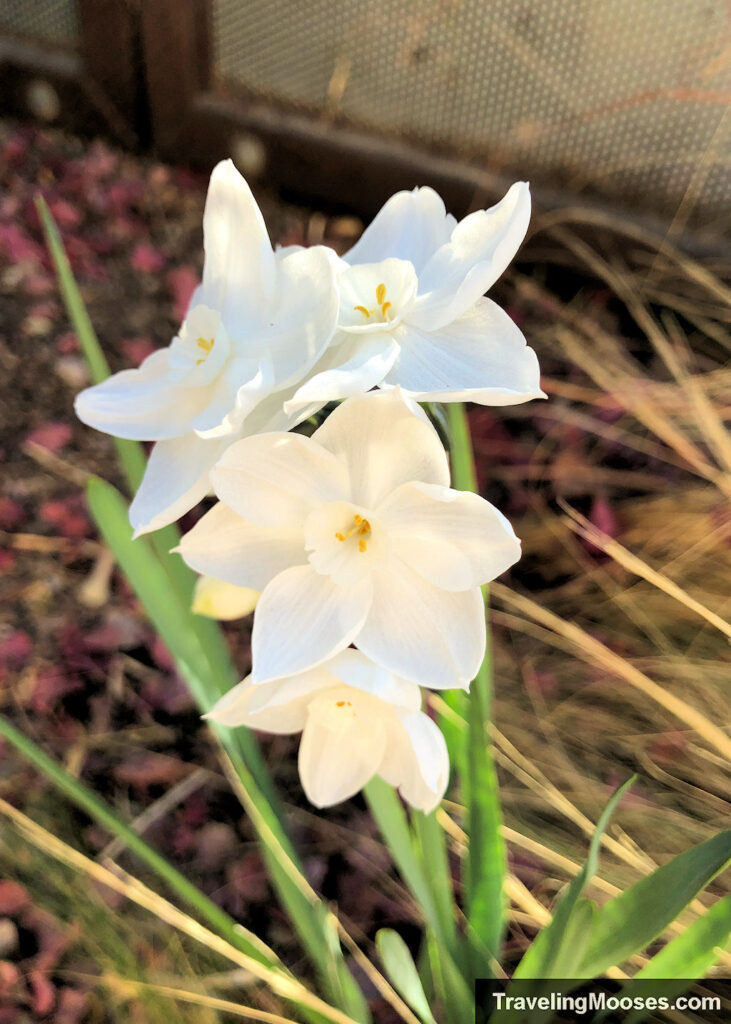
[0,0,79,49]
[213,0,730,227]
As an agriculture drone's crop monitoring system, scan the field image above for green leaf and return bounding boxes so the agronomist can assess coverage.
[364,779,472,1019]
[619,895,731,1024]
[578,830,731,977]
[86,476,369,1022]
[36,195,146,493]
[445,403,507,968]
[376,929,437,1024]
[411,809,458,954]
[514,776,636,980]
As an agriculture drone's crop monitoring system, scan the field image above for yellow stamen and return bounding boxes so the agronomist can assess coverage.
[334,514,372,551]
[375,283,387,305]
[335,700,352,708]
[381,301,391,317]
[195,336,214,366]
[353,305,371,317]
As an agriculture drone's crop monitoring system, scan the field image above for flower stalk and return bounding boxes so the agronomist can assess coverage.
[446,401,507,970]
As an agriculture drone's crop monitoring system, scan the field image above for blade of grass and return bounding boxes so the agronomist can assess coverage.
[0,796,360,1024]
[0,712,277,969]
[446,402,506,967]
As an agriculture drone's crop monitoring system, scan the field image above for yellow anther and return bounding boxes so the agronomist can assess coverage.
[335,700,352,708]
[195,336,214,366]
[354,284,392,322]
[334,514,372,550]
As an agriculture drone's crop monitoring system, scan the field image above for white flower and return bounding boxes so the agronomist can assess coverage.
[284,183,544,415]
[75,160,339,536]
[179,389,521,690]
[207,649,449,812]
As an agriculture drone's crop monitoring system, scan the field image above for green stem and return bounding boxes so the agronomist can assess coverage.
[445,402,507,972]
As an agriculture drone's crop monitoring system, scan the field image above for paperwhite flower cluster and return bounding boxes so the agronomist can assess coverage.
[76,161,543,812]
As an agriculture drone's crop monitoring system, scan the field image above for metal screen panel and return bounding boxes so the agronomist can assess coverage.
[212,0,730,224]
[0,0,79,48]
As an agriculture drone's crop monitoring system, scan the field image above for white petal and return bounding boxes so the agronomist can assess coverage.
[298,695,386,806]
[312,390,449,508]
[192,356,274,439]
[326,649,422,710]
[251,565,373,683]
[409,182,531,330]
[246,666,338,714]
[75,349,209,441]
[211,432,350,527]
[206,675,311,732]
[201,160,275,331]
[356,561,485,689]
[378,481,521,590]
[345,187,454,272]
[129,433,228,537]
[379,709,449,812]
[283,331,399,415]
[178,502,305,590]
[255,245,339,389]
[386,298,544,405]
[192,575,259,620]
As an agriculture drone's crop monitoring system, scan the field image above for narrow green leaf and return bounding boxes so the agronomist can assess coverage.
[578,830,731,978]
[86,476,369,1022]
[364,779,472,1018]
[514,776,636,980]
[445,402,507,965]
[376,929,437,1024]
[411,810,458,954]
[619,895,731,1024]
[36,195,147,493]
[549,899,596,977]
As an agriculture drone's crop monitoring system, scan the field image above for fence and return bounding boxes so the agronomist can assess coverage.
[1,0,729,243]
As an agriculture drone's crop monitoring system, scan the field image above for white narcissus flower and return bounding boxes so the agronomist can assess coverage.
[179,389,521,690]
[75,159,338,536]
[284,182,544,415]
[207,649,449,811]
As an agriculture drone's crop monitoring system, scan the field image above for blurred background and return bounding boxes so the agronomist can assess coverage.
[0,2,729,1021]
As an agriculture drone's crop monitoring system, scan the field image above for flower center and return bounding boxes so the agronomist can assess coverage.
[195,336,214,366]
[334,513,372,553]
[353,282,392,322]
